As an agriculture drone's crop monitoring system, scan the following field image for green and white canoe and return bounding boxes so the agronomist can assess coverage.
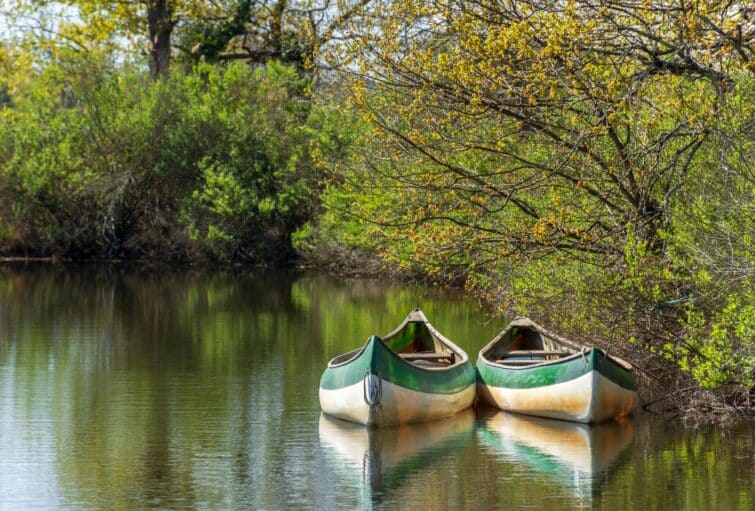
[476,317,638,423]
[319,309,476,427]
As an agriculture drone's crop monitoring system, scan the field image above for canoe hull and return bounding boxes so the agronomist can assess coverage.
[320,377,476,427]
[320,322,476,427]
[477,349,638,423]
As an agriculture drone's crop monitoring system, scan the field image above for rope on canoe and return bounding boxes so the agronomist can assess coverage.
[363,371,382,407]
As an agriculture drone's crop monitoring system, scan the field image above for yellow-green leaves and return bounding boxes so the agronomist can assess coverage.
[313,0,754,409]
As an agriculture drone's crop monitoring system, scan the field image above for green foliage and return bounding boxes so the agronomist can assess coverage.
[681,297,754,389]
[290,95,377,258]
[0,53,321,261]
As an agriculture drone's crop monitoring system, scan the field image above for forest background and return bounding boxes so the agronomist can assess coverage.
[0,0,752,424]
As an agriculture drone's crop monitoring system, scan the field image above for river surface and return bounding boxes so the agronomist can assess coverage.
[0,264,752,511]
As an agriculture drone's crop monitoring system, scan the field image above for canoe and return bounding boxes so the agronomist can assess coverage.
[476,317,638,423]
[477,409,635,501]
[319,308,476,427]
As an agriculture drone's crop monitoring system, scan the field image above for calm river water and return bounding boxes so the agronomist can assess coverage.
[0,265,752,510]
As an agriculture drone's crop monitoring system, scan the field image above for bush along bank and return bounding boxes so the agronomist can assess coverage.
[0,56,337,264]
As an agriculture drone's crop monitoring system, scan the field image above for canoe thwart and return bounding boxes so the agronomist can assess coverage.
[400,352,456,366]
[495,359,548,366]
[400,352,455,361]
[503,350,571,357]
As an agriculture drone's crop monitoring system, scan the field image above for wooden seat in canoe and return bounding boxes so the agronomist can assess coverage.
[505,350,571,357]
[400,352,455,364]
[411,359,453,367]
[495,359,546,365]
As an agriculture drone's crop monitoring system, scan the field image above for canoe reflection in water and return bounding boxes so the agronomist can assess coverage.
[318,409,475,502]
[477,408,636,501]
[319,407,635,506]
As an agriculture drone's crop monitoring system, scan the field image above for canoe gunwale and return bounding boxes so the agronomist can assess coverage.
[477,346,638,393]
[480,348,590,371]
[326,308,470,373]
[479,348,636,390]
[326,346,364,368]
[478,317,634,372]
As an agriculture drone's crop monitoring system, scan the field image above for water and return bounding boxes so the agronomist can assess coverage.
[0,264,752,510]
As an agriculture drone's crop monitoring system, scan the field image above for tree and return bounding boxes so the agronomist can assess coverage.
[2,0,372,78]
[315,0,753,417]
[180,0,372,73]
[332,0,751,255]
[1,0,195,79]
[145,0,175,79]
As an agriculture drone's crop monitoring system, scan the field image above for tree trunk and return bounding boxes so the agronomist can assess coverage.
[147,0,175,80]
[270,0,287,54]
